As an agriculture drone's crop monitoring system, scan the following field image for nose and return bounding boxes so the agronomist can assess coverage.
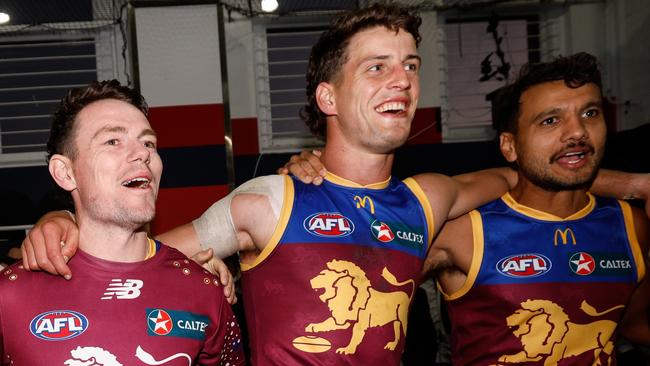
[388,65,410,90]
[562,114,588,143]
[129,141,151,165]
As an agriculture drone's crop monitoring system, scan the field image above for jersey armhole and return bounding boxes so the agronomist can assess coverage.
[440,210,484,301]
[403,177,435,250]
[241,175,294,271]
[618,200,646,282]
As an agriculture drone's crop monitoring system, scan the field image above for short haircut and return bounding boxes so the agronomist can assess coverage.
[301,3,422,139]
[47,79,148,162]
[493,52,603,135]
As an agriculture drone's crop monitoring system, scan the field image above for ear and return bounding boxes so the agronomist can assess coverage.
[499,132,518,163]
[48,154,78,192]
[315,82,337,116]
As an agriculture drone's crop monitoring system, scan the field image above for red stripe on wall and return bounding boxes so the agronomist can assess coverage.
[407,107,441,145]
[149,104,225,148]
[232,117,259,156]
[151,184,229,235]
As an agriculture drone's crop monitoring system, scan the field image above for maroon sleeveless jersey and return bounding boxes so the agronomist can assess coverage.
[241,174,433,365]
[0,242,244,365]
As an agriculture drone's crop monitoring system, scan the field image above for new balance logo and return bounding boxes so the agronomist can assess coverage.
[101,279,144,300]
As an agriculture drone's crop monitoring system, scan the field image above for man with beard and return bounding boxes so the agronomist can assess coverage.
[428,53,650,365]
[0,80,244,365]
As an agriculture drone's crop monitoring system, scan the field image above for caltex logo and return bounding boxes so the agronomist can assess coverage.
[371,219,395,243]
[148,309,173,335]
[569,252,596,275]
[30,310,89,341]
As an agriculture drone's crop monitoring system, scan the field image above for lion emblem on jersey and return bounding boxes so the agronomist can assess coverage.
[302,259,415,355]
[64,346,122,366]
[496,299,624,365]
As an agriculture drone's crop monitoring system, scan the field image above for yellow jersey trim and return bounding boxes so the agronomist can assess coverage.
[403,177,435,249]
[144,238,157,260]
[502,192,596,221]
[442,210,484,301]
[619,200,645,282]
[325,171,391,189]
[241,175,295,272]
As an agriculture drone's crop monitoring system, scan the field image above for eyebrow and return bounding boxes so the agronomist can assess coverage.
[92,125,157,140]
[529,99,603,122]
[360,54,421,64]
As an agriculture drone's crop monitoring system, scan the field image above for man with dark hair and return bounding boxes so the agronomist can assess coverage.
[1,80,244,365]
[20,7,650,366]
[428,52,650,365]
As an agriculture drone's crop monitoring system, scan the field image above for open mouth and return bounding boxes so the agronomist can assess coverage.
[556,151,586,165]
[122,177,151,189]
[375,101,406,114]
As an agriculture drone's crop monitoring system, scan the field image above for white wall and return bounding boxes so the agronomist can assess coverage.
[135,5,223,107]
[224,16,258,119]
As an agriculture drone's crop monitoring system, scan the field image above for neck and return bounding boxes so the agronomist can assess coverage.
[76,216,150,262]
[509,178,590,218]
[321,144,394,186]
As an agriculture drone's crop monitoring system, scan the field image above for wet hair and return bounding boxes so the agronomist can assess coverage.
[47,79,148,162]
[301,3,421,139]
[493,52,603,135]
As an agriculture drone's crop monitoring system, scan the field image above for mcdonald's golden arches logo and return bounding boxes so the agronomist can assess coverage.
[554,228,577,246]
[353,196,375,215]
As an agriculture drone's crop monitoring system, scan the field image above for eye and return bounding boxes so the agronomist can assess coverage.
[144,140,156,149]
[105,139,119,146]
[368,64,383,72]
[404,63,418,72]
[540,117,558,126]
[583,108,600,118]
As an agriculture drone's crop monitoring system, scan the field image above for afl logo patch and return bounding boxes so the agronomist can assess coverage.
[30,310,89,341]
[303,212,354,237]
[497,253,551,278]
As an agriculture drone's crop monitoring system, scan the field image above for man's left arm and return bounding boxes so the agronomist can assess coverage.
[412,167,518,233]
[618,206,650,345]
[591,169,650,217]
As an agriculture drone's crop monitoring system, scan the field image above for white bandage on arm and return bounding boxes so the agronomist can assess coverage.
[192,175,285,258]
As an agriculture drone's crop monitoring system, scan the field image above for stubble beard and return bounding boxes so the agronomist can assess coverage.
[86,198,155,231]
[518,151,601,192]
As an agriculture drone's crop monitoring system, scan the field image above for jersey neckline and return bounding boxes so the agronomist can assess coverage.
[501,191,596,221]
[324,171,391,189]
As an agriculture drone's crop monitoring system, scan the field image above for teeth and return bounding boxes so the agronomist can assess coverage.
[564,152,583,157]
[122,177,150,188]
[375,101,406,113]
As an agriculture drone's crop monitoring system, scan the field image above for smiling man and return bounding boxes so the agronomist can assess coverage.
[0,80,244,365]
[429,53,650,365]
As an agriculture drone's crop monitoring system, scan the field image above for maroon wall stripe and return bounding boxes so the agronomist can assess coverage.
[149,104,225,148]
[152,184,230,235]
[232,117,259,156]
[407,107,441,145]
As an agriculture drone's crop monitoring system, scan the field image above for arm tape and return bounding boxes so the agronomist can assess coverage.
[192,175,284,258]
